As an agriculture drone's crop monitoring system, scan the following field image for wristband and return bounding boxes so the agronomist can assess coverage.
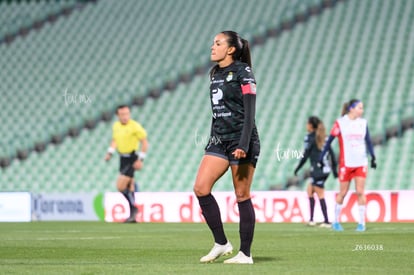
[107,147,115,154]
[138,152,146,161]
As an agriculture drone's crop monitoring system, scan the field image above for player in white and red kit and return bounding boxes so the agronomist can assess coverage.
[319,99,376,232]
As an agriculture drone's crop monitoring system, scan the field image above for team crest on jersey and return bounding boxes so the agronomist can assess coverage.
[226,72,233,82]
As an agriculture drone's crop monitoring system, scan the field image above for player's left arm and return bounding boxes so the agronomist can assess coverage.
[132,122,149,170]
[133,138,148,171]
[234,84,256,159]
[365,125,377,168]
[136,122,149,161]
[139,138,149,160]
[294,136,312,175]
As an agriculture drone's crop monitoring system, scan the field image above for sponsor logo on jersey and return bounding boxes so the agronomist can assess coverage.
[243,77,255,83]
[211,79,224,84]
[211,88,223,105]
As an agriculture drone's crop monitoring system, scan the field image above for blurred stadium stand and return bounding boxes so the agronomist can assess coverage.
[0,0,413,193]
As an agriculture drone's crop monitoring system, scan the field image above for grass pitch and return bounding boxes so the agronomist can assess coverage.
[0,222,413,274]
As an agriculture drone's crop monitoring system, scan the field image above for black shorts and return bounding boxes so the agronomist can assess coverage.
[119,152,137,178]
[310,175,329,188]
[205,137,260,168]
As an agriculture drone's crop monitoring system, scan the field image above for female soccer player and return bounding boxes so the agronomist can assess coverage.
[319,99,376,232]
[193,31,260,264]
[105,105,149,223]
[294,116,337,228]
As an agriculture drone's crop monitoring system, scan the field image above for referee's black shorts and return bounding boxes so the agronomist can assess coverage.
[119,151,138,178]
[205,137,260,168]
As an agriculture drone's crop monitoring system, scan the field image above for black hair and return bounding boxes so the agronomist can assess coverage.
[116,105,129,114]
[308,116,320,130]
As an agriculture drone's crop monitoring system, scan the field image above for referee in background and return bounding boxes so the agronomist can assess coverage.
[105,105,149,223]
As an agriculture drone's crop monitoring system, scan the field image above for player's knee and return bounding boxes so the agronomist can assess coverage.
[234,189,250,202]
[193,183,209,197]
[355,190,365,197]
[116,178,129,192]
[117,186,127,192]
[337,191,347,201]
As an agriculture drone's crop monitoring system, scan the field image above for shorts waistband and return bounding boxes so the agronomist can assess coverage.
[119,151,136,157]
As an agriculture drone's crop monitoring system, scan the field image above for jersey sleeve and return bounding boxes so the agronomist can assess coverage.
[295,135,313,173]
[111,122,117,140]
[237,64,257,152]
[238,64,256,87]
[318,135,335,162]
[328,145,338,176]
[240,64,256,95]
[330,121,341,137]
[134,121,147,141]
[365,125,375,158]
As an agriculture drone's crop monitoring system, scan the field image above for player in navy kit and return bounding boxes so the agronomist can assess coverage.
[294,116,337,228]
[193,31,260,264]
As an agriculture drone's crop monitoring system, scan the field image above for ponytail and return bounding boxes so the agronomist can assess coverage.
[308,116,326,150]
[341,102,349,116]
[240,38,252,67]
[315,122,326,150]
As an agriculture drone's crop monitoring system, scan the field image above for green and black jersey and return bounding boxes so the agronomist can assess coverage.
[209,60,259,153]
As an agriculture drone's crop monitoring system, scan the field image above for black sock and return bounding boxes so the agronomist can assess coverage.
[320,198,329,223]
[309,197,315,221]
[197,194,227,245]
[127,191,136,207]
[121,190,135,211]
[238,199,255,257]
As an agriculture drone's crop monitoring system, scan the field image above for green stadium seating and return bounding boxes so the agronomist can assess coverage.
[0,0,301,160]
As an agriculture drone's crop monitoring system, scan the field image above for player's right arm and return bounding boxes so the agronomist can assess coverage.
[294,135,313,175]
[105,140,117,161]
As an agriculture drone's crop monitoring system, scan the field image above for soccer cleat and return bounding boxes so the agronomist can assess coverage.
[200,242,233,263]
[223,251,253,264]
[332,222,344,231]
[355,224,366,232]
[131,206,139,217]
[319,222,332,228]
[307,221,317,226]
[123,216,136,223]
[124,207,138,223]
